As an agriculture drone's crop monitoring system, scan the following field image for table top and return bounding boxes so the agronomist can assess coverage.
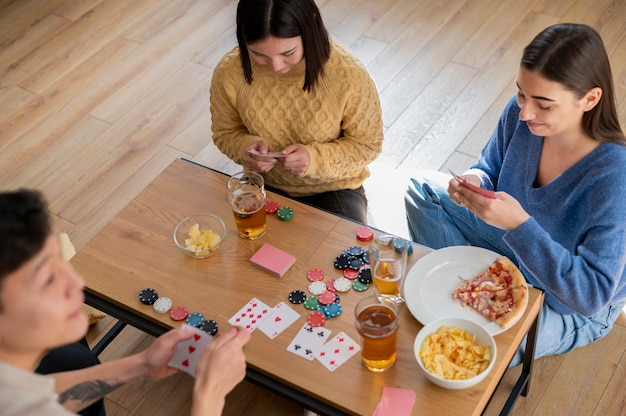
[71,159,543,416]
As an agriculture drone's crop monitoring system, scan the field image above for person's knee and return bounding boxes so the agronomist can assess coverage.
[36,342,100,374]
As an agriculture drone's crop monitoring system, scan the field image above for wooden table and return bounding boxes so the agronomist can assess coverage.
[72,159,543,416]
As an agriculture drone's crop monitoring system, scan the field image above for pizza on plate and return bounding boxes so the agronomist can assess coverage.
[451,257,527,328]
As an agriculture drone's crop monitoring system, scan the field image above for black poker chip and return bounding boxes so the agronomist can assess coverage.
[289,289,307,304]
[139,288,158,305]
[358,267,372,284]
[333,253,351,269]
[199,319,219,336]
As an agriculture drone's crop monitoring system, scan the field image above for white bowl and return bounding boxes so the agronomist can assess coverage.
[173,214,227,258]
[414,317,496,389]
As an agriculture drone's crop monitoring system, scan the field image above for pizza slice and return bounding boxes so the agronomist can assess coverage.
[452,257,527,328]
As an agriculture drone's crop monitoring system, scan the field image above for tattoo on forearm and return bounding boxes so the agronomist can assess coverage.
[58,379,124,406]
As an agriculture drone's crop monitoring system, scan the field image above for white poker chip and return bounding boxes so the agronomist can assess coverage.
[153,297,172,313]
[307,281,326,295]
[333,277,352,292]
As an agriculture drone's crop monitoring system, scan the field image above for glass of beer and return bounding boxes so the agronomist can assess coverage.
[369,234,409,304]
[354,295,399,372]
[226,171,266,240]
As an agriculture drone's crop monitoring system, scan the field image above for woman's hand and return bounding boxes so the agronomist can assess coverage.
[243,141,279,173]
[280,144,310,176]
[191,327,250,416]
[449,175,530,231]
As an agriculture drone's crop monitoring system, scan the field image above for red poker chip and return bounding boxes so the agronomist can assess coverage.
[307,311,326,327]
[356,226,374,241]
[265,200,280,214]
[326,279,338,292]
[170,305,189,321]
[317,291,337,305]
[343,268,359,280]
[306,268,325,282]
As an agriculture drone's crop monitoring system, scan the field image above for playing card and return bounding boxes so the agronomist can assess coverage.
[287,323,332,360]
[449,170,496,199]
[258,301,300,339]
[372,386,416,416]
[316,331,360,372]
[228,297,272,332]
[248,149,285,158]
[168,324,213,377]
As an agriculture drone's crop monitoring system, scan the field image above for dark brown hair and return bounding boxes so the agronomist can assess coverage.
[521,23,625,144]
[236,0,331,92]
[0,189,51,308]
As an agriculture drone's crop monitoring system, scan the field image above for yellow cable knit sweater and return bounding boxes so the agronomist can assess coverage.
[210,42,383,196]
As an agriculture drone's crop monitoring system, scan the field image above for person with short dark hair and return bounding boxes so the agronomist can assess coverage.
[0,189,250,416]
[210,0,384,223]
[405,23,626,366]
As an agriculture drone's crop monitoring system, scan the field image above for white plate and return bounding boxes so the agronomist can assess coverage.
[404,246,527,335]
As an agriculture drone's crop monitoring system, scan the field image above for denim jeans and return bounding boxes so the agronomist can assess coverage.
[404,170,626,366]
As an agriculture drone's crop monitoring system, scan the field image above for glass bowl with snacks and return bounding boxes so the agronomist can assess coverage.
[414,317,496,389]
[173,214,227,258]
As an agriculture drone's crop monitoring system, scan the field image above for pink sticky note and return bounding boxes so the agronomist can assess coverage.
[250,243,296,277]
[372,386,416,416]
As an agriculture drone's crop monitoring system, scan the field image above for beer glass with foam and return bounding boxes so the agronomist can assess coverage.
[227,171,266,239]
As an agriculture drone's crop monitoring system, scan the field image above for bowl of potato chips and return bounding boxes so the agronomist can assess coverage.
[414,317,496,389]
[173,214,227,258]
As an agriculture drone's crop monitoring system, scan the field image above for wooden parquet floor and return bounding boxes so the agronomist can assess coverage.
[2,0,626,415]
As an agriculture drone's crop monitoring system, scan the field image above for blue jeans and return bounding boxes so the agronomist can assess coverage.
[404,170,625,366]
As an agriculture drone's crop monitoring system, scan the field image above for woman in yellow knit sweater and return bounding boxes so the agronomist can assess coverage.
[210,0,384,223]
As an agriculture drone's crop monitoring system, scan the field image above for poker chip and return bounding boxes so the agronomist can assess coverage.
[265,200,280,214]
[288,289,307,304]
[345,246,365,257]
[139,288,158,305]
[323,302,342,318]
[317,291,336,305]
[333,277,352,292]
[307,281,326,295]
[152,297,172,313]
[277,206,294,221]
[304,296,321,310]
[307,311,326,327]
[358,267,372,284]
[343,268,359,280]
[199,319,218,335]
[170,305,189,321]
[333,253,350,269]
[362,251,370,263]
[306,268,324,282]
[186,312,205,327]
[326,279,338,292]
[348,258,364,270]
[352,279,370,291]
[356,226,374,241]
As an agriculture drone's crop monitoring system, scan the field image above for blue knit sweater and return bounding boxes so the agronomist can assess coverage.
[467,96,626,316]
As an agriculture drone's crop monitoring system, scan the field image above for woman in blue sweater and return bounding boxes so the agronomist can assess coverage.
[405,23,626,365]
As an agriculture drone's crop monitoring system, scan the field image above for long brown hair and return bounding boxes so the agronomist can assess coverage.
[236,0,331,93]
[521,23,625,144]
